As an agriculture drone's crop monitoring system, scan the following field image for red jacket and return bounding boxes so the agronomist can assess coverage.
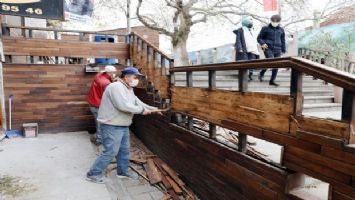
[88,73,112,108]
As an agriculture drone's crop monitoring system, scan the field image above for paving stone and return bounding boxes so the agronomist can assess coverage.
[127,184,158,196]
[149,191,165,200]
[133,192,154,200]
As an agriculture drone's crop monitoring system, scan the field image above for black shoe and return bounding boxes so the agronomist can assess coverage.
[248,74,253,81]
[269,81,280,87]
[258,75,264,82]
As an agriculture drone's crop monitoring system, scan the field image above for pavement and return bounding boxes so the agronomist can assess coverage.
[0,132,164,200]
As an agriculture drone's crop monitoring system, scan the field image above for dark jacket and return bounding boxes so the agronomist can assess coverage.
[233,28,260,61]
[257,24,286,53]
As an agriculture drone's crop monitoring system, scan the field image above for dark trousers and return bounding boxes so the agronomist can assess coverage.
[259,49,282,82]
[236,52,258,75]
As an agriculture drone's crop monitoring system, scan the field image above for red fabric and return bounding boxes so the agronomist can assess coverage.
[263,0,278,11]
[87,73,112,108]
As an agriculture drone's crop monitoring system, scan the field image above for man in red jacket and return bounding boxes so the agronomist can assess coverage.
[88,65,117,145]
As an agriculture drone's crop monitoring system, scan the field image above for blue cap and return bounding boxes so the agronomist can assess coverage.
[121,67,143,76]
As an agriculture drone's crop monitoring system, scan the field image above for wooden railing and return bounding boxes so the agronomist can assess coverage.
[299,48,355,74]
[128,32,173,102]
[1,24,127,42]
[131,42,355,199]
[1,25,130,65]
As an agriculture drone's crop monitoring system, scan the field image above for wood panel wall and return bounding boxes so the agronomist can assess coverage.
[3,64,96,133]
[3,37,129,60]
[132,88,355,200]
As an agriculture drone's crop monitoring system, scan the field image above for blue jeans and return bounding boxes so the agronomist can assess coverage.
[87,124,130,177]
[259,49,282,82]
[90,106,102,143]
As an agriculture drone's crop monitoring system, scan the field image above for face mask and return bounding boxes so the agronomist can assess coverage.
[271,22,280,27]
[129,79,139,87]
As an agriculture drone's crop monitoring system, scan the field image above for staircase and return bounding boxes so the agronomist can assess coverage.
[174,69,342,119]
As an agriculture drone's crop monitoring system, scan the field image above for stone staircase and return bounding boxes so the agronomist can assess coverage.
[174,69,342,119]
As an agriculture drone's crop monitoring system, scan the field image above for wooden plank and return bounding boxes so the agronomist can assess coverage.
[2,63,97,133]
[284,146,355,176]
[146,158,163,184]
[166,176,183,194]
[172,87,293,133]
[3,37,129,60]
[296,130,344,149]
[321,146,355,166]
[291,115,349,140]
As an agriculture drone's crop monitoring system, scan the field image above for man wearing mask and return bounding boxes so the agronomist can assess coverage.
[86,67,158,183]
[87,65,117,145]
[257,14,286,86]
[233,16,260,81]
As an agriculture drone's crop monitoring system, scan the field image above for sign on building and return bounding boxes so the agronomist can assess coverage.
[0,0,64,20]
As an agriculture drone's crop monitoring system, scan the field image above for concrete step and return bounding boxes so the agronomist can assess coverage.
[304,96,334,104]
[303,103,342,112]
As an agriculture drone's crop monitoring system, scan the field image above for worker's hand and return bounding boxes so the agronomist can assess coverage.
[143,109,152,115]
[261,44,268,50]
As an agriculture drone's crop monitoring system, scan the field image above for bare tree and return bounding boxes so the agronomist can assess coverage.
[94,0,353,66]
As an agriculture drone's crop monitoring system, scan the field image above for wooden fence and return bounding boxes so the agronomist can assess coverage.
[131,33,355,200]
[1,26,129,132]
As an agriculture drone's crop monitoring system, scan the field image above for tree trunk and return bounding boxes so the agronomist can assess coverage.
[172,38,189,67]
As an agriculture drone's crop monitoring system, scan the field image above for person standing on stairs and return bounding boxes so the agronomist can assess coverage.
[257,14,286,87]
[86,67,159,183]
[87,65,117,145]
[233,16,260,81]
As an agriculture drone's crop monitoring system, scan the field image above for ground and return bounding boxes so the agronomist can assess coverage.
[0,132,163,200]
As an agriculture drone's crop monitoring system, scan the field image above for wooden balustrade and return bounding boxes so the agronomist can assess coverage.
[2,24,127,42]
[132,47,355,199]
[129,32,173,101]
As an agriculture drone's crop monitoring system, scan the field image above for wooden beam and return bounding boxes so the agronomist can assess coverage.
[290,69,303,115]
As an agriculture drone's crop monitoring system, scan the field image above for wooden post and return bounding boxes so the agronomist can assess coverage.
[208,70,216,90]
[238,69,248,92]
[28,29,34,63]
[21,17,25,37]
[209,123,217,139]
[238,133,247,153]
[186,71,193,129]
[290,69,303,115]
[238,68,248,150]
[208,70,217,139]
[342,90,355,144]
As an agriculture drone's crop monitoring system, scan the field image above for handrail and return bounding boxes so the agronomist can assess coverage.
[169,56,355,93]
[130,31,173,61]
[2,24,127,37]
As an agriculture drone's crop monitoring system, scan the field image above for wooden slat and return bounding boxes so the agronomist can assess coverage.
[3,37,129,60]
[2,64,106,133]
[291,115,350,140]
[146,158,163,184]
[172,86,293,133]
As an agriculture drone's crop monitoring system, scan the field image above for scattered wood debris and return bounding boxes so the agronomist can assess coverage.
[106,134,198,200]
